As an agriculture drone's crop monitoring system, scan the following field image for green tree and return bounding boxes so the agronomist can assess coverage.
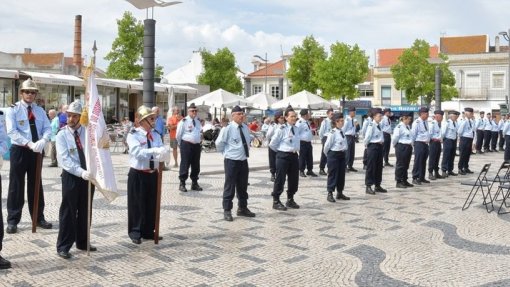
[197,48,242,94]
[313,42,369,101]
[391,39,457,104]
[287,35,327,94]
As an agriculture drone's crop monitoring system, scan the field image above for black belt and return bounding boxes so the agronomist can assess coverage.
[345,135,355,137]
[279,151,298,154]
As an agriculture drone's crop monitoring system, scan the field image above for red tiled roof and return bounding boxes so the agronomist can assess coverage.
[440,35,488,54]
[246,59,285,78]
[377,46,439,67]
[14,52,64,66]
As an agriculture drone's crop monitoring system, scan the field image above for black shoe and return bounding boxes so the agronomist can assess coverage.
[442,171,448,178]
[179,183,187,192]
[270,174,276,182]
[420,179,430,184]
[306,171,318,177]
[162,166,170,171]
[131,238,142,244]
[57,251,72,259]
[365,186,376,195]
[286,199,300,209]
[272,200,287,211]
[0,256,11,269]
[384,162,394,167]
[237,207,256,217]
[6,225,17,234]
[319,169,327,176]
[375,185,387,193]
[396,182,407,188]
[459,170,467,175]
[336,193,350,200]
[448,171,458,176]
[412,179,422,185]
[48,163,58,167]
[348,167,358,172]
[299,171,307,177]
[224,211,233,222]
[191,182,203,191]
[465,169,474,174]
[327,192,336,203]
[429,173,436,180]
[404,181,414,187]
[37,220,52,229]
[435,172,444,179]
[77,245,97,252]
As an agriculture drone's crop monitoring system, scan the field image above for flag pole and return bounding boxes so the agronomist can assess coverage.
[87,181,92,255]
[31,153,42,233]
[154,162,164,244]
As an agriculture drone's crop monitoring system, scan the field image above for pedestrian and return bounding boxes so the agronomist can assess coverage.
[215,106,256,221]
[483,112,492,152]
[176,103,203,192]
[323,112,350,202]
[458,107,475,174]
[490,114,499,152]
[167,107,182,167]
[343,106,358,172]
[121,116,133,154]
[269,107,301,211]
[498,114,507,152]
[126,105,169,244]
[55,100,95,259]
[504,114,510,162]
[381,108,394,167]
[411,107,431,185]
[360,109,374,170]
[428,110,444,180]
[5,79,52,234]
[58,104,68,128]
[48,108,59,167]
[318,108,334,175]
[296,109,317,177]
[441,110,460,177]
[474,111,485,153]
[392,112,414,188]
[0,115,11,269]
[363,108,387,195]
[266,110,284,182]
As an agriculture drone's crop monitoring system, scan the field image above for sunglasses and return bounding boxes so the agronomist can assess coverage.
[23,90,37,95]
[147,117,156,121]
[189,110,197,113]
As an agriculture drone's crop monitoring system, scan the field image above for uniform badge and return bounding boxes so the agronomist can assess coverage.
[18,120,25,126]
[69,148,76,153]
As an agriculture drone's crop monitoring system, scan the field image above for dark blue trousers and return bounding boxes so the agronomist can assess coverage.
[273,152,299,199]
[268,147,276,175]
[441,138,456,172]
[475,130,484,151]
[483,130,491,151]
[491,131,499,151]
[383,133,391,164]
[458,137,473,171]
[505,135,510,162]
[395,143,412,182]
[428,141,441,173]
[127,169,157,240]
[327,151,346,193]
[319,137,327,169]
[500,131,505,149]
[0,176,3,251]
[299,141,313,172]
[412,142,429,180]
[365,143,383,186]
[222,159,249,211]
[346,135,355,168]
[179,141,201,182]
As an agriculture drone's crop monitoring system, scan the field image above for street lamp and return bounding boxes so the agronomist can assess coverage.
[499,29,510,110]
[125,0,182,107]
[253,53,268,96]
[427,57,446,111]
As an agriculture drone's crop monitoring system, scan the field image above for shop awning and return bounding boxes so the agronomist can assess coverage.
[0,69,18,79]
[95,78,130,89]
[21,71,83,87]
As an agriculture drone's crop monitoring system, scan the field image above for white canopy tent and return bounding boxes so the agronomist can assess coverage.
[271,90,338,110]
[245,92,277,110]
[188,88,251,108]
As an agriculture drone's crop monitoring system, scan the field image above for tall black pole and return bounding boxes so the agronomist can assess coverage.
[143,19,156,107]
[435,65,441,111]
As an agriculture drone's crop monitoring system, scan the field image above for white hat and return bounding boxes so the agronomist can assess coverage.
[67,100,83,114]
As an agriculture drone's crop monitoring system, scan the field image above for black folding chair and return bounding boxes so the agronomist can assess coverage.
[461,163,492,212]
[488,162,510,202]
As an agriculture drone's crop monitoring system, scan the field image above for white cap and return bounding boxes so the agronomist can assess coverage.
[67,100,83,114]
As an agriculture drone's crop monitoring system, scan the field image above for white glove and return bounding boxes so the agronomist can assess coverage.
[27,142,36,150]
[81,170,91,181]
[32,139,46,153]
[151,147,166,155]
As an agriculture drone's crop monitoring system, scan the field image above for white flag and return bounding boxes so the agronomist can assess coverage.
[85,72,119,203]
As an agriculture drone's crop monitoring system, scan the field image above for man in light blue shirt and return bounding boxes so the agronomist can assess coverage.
[318,108,333,175]
[458,107,475,174]
[428,110,444,180]
[441,110,459,177]
[215,106,255,222]
[296,109,317,177]
[363,108,386,195]
[498,114,507,151]
[483,112,493,152]
[361,110,373,169]
[343,106,358,172]
[411,107,431,185]
[381,108,393,167]
[392,112,414,188]
[474,111,485,153]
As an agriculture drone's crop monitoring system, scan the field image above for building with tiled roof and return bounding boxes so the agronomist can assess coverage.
[244,57,290,100]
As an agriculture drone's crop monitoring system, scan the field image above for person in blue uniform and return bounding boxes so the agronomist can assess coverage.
[503,114,510,162]
[269,108,301,210]
[381,108,393,167]
[266,110,284,182]
[215,106,256,221]
[458,107,475,174]
[428,110,444,180]
[323,113,350,202]
[126,106,170,244]
[490,114,499,152]
[392,112,414,188]
[0,114,10,269]
[411,107,431,185]
[474,111,485,154]
[360,109,374,170]
[363,108,387,195]
[441,111,460,177]
[343,106,358,172]
[5,79,52,234]
[176,103,203,192]
[483,112,493,152]
[318,108,334,175]
[498,114,507,152]
[55,100,95,259]
[296,109,317,177]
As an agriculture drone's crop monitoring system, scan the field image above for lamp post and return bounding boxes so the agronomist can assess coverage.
[253,53,268,96]
[427,57,446,111]
[499,29,510,111]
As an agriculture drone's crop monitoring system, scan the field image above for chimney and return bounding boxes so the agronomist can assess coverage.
[496,35,501,52]
[73,15,82,73]
[24,48,31,54]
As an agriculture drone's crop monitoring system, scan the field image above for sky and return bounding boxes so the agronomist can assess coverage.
[1,0,510,76]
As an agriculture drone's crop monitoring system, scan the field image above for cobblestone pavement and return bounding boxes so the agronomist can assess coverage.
[2,144,510,286]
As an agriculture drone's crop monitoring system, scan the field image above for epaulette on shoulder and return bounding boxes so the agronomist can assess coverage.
[130,128,137,134]
[10,103,17,108]
[280,125,286,129]
[56,126,66,134]
[415,119,420,123]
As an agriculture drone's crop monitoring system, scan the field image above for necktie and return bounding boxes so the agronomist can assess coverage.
[74,130,86,170]
[291,126,295,135]
[453,121,456,128]
[27,106,39,142]
[192,118,196,127]
[340,130,345,138]
[306,121,310,129]
[239,125,249,158]
[377,124,381,131]
[423,121,428,131]
[147,133,154,170]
